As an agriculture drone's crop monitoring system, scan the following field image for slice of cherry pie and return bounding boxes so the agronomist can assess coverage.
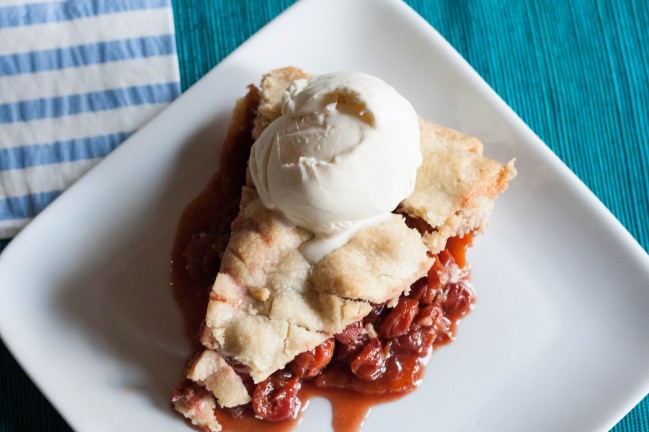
[171,67,516,432]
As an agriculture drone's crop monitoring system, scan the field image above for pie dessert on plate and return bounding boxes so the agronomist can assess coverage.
[171,67,516,431]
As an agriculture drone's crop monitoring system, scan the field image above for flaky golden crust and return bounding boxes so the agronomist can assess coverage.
[186,350,251,408]
[311,215,432,304]
[202,187,329,383]
[172,384,221,432]
[400,119,517,252]
[252,67,309,140]
[201,188,430,383]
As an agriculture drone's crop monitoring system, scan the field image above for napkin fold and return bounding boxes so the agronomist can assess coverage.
[0,0,181,238]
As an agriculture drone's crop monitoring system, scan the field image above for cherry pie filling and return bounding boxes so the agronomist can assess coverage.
[237,235,475,422]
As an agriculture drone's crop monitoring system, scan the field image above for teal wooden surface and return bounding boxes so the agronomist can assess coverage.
[1,1,647,430]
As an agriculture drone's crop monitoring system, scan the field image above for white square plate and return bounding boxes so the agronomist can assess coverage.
[1,0,648,430]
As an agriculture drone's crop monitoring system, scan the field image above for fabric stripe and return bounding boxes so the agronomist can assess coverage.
[0,34,175,76]
[0,56,179,104]
[0,34,174,77]
[0,158,97,198]
[0,190,62,219]
[0,103,167,149]
[0,131,132,170]
[0,216,29,237]
[0,82,179,124]
[0,0,170,29]
[0,8,175,56]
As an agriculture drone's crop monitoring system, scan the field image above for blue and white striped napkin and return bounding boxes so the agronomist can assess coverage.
[0,0,181,238]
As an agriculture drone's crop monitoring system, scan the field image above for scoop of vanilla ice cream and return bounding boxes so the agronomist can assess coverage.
[249,72,421,262]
